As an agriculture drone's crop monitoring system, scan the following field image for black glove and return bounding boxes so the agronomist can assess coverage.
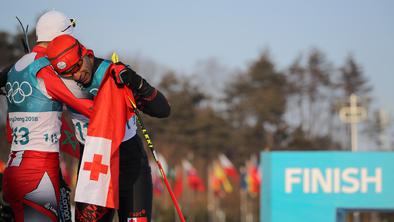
[111,62,142,88]
[111,63,155,98]
[118,67,143,91]
[118,67,155,97]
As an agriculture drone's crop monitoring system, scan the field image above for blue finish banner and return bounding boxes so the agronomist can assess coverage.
[261,152,394,222]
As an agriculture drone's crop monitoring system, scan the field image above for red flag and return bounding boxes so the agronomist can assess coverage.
[218,153,238,179]
[59,114,80,158]
[182,160,205,192]
[173,166,183,198]
[246,155,261,196]
[75,72,135,209]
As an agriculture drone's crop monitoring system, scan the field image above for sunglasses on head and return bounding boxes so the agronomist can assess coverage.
[61,18,76,33]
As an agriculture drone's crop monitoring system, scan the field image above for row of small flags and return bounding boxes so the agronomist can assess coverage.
[150,153,261,198]
[241,155,260,196]
[58,114,261,199]
[56,116,260,208]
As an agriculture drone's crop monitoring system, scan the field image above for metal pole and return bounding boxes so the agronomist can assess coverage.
[349,94,358,152]
[350,122,358,152]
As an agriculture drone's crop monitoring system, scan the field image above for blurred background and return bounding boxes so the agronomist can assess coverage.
[0,0,393,221]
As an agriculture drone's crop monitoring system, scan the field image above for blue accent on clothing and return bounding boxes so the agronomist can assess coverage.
[68,60,111,115]
[83,60,111,97]
[6,57,62,112]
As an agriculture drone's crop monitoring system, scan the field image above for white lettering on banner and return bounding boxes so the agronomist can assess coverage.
[285,168,382,194]
[342,168,360,193]
[285,168,302,193]
[362,168,382,193]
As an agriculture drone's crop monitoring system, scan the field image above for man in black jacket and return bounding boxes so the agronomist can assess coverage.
[46,34,170,222]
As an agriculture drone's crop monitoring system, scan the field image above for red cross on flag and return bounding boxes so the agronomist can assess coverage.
[84,154,109,181]
[75,69,135,209]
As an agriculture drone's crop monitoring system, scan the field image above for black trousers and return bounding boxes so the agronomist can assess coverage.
[75,135,153,222]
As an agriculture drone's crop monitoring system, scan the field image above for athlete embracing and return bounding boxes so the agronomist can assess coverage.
[1,11,94,222]
[46,34,170,222]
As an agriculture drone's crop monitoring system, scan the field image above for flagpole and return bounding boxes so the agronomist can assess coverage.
[246,156,253,222]
[240,166,246,222]
[207,163,214,222]
[240,186,244,222]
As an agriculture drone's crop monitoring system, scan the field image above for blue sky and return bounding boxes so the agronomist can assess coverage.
[1,0,393,113]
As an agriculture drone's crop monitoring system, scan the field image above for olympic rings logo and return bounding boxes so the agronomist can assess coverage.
[5,81,33,104]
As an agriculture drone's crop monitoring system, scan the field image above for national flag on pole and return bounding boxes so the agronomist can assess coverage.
[213,161,233,193]
[246,155,261,196]
[208,165,222,196]
[218,153,238,179]
[75,72,135,209]
[182,159,205,192]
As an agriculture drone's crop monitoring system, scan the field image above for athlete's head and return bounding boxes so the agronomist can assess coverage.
[47,34,83,75]
[36,10,76,42]
[47,34,92,84]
